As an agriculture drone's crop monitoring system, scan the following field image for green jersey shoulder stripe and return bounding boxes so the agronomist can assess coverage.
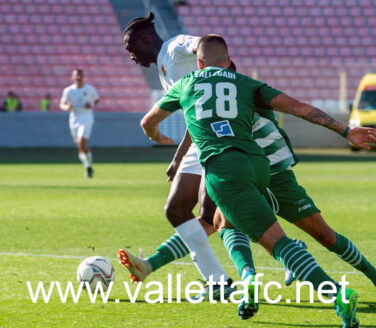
[253,113,296,173]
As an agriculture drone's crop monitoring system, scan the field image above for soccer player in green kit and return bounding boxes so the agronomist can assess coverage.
[141,35,376,327]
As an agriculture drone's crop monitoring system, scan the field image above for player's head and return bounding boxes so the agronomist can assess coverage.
[196,34,230,69]
[72,68,84,85]
[123,12,162,67]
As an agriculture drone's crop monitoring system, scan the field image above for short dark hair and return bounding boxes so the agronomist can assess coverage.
[124,12,155,36]
[73,68,83,75]
[197,34,228,53]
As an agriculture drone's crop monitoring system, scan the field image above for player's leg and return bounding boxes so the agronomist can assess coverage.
[76,119,94,178]
[118,172,198,282]
[165,170,231,283]
[214,208,255,277]
[197,174,217,230]
[200,175,256,281]
[263,224,360,328]
[205,151,332,291]
[77,137,93,178]
[294,213,376,286]
[117,176,218,283]
[119,148,231,287]
[214,207,258,319]
[270,169,376,286]
[163,145,231,284]
[205,150,359,326]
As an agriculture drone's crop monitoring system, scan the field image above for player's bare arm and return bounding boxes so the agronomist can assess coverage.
[166,129,193,182]
[270,93,376,149]
[140,104,175,145]
[59,101,72,111]
[85,99,99,109]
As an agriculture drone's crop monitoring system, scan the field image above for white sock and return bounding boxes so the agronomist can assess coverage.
[87,151,93,167]
[175,218,229,282]
[78,152,89,168]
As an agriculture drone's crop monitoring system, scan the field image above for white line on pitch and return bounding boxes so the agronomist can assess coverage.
[0,252,362,275]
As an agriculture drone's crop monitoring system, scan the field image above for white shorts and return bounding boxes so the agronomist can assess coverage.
[69,112,94,141]
[177,143,203,176]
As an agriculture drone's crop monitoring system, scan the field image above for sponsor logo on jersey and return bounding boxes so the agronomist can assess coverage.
[211,120,235,138]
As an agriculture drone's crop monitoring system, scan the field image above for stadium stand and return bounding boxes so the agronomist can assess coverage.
[0,0,151,112]
[176,0,376,106]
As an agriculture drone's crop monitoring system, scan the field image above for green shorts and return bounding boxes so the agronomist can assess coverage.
[205,150,277,242]
[265,169,320,223]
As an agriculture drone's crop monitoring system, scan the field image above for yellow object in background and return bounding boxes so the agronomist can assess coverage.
[348,73,376,150]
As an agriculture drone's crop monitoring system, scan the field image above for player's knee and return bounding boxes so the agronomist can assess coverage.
[213,208,232,232]
[164,201,190,226]
[213,218,223,233]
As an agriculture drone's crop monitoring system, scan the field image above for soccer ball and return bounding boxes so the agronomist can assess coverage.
[77,256,115,291]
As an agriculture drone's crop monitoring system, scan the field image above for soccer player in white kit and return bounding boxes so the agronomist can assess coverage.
[60,69,100,178]
[120,13,237,299]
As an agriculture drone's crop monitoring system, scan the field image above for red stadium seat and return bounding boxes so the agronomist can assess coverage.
[0,0,150,112]
[175,0,376,103]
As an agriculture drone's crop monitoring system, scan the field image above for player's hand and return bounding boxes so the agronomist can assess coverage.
[166,159,181,182]
[155,134,175,145]
[85,102,92,109]
[67,102,73,110]
[347,127,376,149]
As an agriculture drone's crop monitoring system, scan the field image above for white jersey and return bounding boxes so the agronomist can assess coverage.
[157,35,201,175]
[60,83,99,117]
[157,34,200,92]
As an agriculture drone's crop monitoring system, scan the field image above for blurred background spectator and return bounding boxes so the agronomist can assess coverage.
[40,94,51,112]
[2,91,23,112]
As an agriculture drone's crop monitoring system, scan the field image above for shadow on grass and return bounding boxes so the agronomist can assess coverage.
[259,300,376,314]
[252,321,338,327]
[253,321,375,327]
[108,297,182,304]
[358,301,376,314]
[0,184,130,191]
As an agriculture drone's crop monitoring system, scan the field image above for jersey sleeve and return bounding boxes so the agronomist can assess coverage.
[175,35,200,56]
[60,88,70,104]
[255,83,283,108]
[157,80,182,112]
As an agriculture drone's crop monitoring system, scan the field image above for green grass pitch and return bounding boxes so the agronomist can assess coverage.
[0,159,375,327]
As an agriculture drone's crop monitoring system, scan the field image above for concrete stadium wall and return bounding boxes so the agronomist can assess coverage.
[282,113,350,148]
[0,112,350,148]
[0,112,150,147]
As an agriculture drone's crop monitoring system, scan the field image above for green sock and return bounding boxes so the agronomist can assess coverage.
[273,236,335,290]
[219,228,255,278]
[328,233,376,285]
[147,234,189,272]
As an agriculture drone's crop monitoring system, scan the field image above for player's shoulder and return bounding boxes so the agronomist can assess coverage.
[236,73,265,88]
[165,34,200,53]
[83,84,98,92]
[63,84,76,93]
[84,83,94,89]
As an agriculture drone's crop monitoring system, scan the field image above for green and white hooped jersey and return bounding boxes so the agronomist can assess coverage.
[252,113,296,174]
